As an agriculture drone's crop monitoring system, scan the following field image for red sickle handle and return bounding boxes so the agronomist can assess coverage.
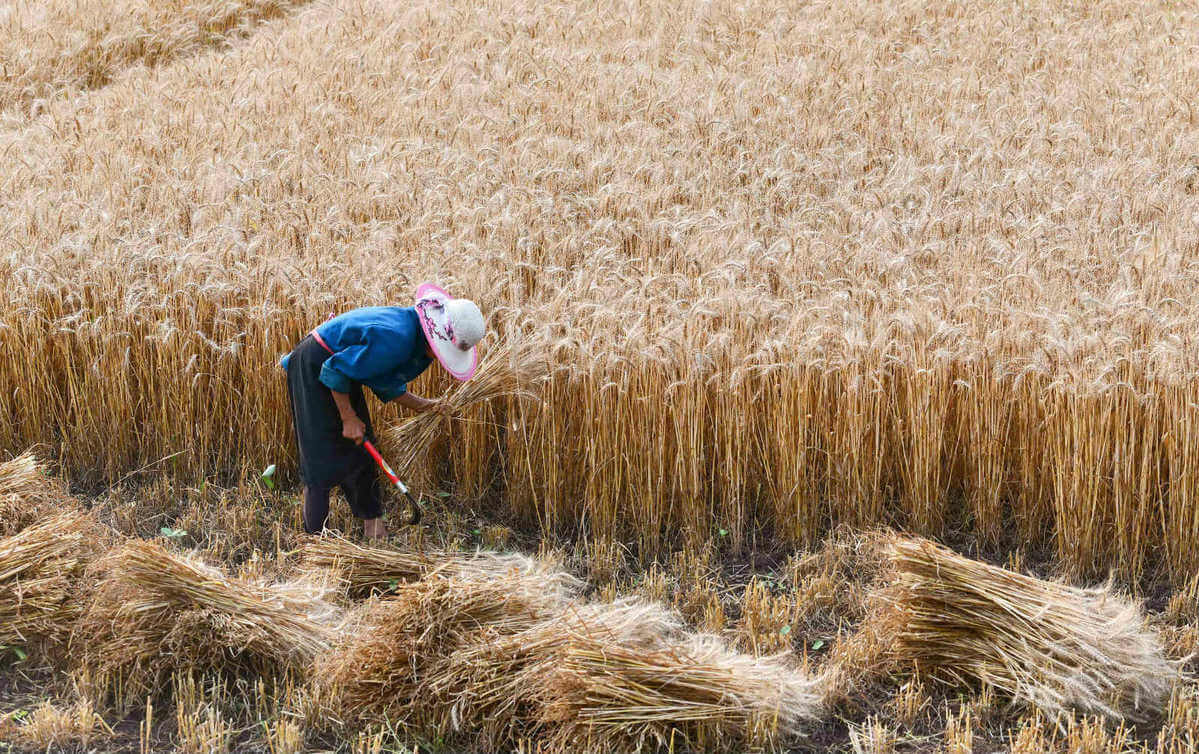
[362,440,421,525]
[362,440,407,493]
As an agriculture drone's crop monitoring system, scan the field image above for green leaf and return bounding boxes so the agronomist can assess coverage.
[718,528,728,537]
[472,528,481,535]
[387,578,399,591]
[779,625,791,636]
[160,527,187,538]
[436,491,451,499]
[12,647,26,661]
[12,708,28,721]
[811,639,825,651]
[260,465,277,490]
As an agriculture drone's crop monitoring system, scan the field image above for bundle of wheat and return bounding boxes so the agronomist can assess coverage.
[73,540,335,705]
[883,537,1182,721]
[427,599,684,749]
[312,567,569,731]
[319,562,824,753]
[300,534,580,599]
[385,338,544,474]
[0,511,103,650]
[536,617,823,753]
[300,535,437,596]
[0,451,73,537]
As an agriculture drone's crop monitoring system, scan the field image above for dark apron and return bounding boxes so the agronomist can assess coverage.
[285,334,376,490]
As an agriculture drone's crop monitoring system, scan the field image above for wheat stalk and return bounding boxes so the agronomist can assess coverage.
[73,540,336,705]
[880,537,1183,722]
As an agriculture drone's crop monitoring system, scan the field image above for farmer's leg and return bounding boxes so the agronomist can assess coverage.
[302,485,333,534]
[342,464,386,539]
[342,384,385,538]
[363,517,386,540]
[287,336,349,531]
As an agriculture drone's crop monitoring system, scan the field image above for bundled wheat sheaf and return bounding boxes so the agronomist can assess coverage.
[300,533,580,597]
[0,451,72,537]
[0,511,102,649]
[882,537,1183,721]
[73,540,337,703]
[537,625,823,753]
[386,337,546,475]
[313,570,570,728]
[315,551,823,753]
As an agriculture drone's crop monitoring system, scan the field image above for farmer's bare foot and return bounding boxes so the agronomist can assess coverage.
[363,517,387,540]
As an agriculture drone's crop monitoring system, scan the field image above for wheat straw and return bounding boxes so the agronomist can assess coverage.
[881,537,1182,721]
[74,540,336,704]
[0,511,102,649]
[0,451,72,537]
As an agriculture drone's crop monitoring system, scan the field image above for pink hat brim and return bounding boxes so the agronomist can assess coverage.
[414,283,478,381]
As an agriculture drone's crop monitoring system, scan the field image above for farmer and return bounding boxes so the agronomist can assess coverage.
[280,284,485,539]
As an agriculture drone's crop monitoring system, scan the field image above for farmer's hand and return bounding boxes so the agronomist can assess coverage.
[426,398,451,417]
[342,415,366,445]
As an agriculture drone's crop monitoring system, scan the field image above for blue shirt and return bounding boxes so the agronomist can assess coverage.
[280,307,433,402]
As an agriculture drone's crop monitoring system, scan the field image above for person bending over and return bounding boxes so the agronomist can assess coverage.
[280,283,484,539]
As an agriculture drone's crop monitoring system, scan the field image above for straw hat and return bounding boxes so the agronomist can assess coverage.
[414,283,485,381]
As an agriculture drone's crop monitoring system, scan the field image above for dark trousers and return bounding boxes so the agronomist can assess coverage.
[286,335,384,532]
[302,468,384,533]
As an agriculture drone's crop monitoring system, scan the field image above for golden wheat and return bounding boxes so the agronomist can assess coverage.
[0,0,311,119]
[73,540,336,706]
[880,537,1181,722]
[0,511,104,651]
[0,450,72,537]
[2,0,1198,581]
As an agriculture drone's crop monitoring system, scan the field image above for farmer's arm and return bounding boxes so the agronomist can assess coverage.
[393,391,441,413]
[372,317,444,414]
[319,339,392,444]
[330,389,366,444]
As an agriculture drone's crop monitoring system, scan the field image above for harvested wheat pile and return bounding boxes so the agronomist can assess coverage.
[0,511,104,650]
[313,567,570,729]
[318,556,823,753]
[538,628,823,753]
[424,599,685,749]
[74,540,336,704]
[300,535,438,595]
[300,534,580,599]
[0,451,73,537]
[883,537,1182,721]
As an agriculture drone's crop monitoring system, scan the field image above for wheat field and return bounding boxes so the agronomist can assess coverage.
[2,0,1199,749]
[5,0,1199,580]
